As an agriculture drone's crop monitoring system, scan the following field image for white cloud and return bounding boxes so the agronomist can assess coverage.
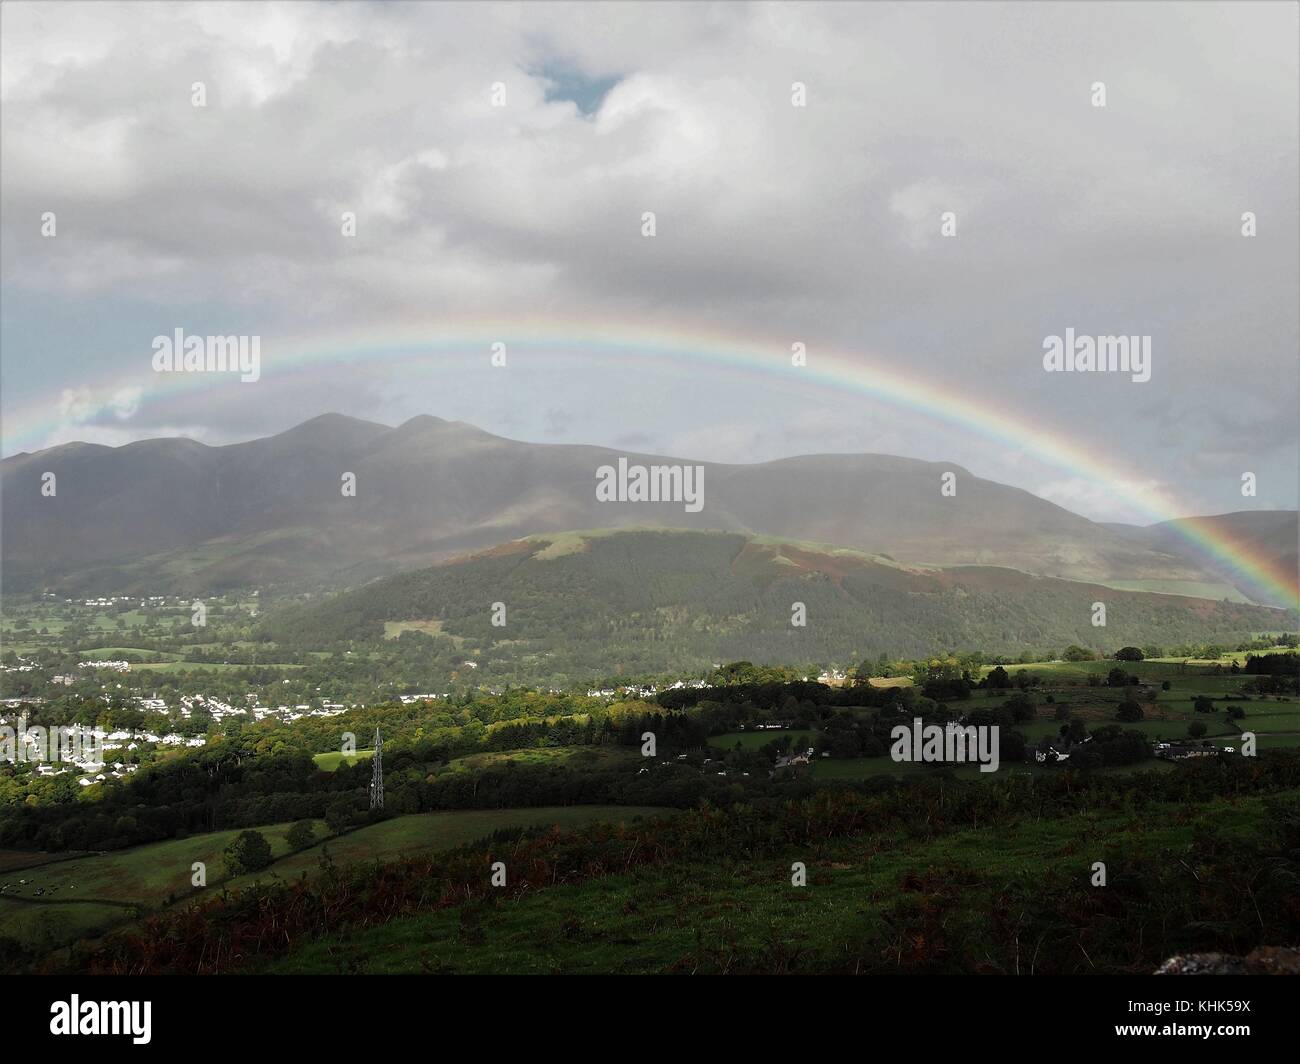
[57,387,95,422]
[109,386,141,419]
[1035,476,1185,525]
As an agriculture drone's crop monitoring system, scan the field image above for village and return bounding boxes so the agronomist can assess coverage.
[0,689,354,789]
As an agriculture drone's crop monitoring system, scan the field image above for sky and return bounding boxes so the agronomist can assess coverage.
[1,0,1296,524]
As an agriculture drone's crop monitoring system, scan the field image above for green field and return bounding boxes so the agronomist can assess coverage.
[986,653,1294,684]
[263,790,1285,974]
[0,806,672,954]
[0,820,321,909]
[383,619,463,643]
[968,657,1300,745]
[222,806,671,894]
[701,672,1299,775]
[128,660,306,672]
[0,897,130,956]
[435,746,637,774]
[315,745,637,774]
[708,729,817,752]
[313,749,376,771]
[78,647,181,662]
[809,755,1178,781]
[0,849,93,874]
[1255,733,1300,748]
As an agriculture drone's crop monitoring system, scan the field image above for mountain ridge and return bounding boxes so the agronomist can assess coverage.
[2,414,1293,604]
[256,528,1294,678]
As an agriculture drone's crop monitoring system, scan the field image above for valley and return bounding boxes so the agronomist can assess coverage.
[1,422,1297,979]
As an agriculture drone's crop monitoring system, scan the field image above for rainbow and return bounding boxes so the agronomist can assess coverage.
[4,312,1297,609]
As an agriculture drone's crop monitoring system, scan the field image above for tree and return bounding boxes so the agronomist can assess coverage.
[1060,718,1088,743]
[984,666,1010,690]
[286,820,316,851]
[1193,696,1215,714]
[1188,721,1207,739]
[1063,646,1095,662]
[1106,667,1130,688]
[1005,691,1036,723]
[324,796,359,834]
[223,830,273,875]
[1116,700,1144,723]
[1115,647,1144,661]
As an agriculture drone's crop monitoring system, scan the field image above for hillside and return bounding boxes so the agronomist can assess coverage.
[1104,511,1298,607]
[1,413,1253,596]
[258,528,1293,676]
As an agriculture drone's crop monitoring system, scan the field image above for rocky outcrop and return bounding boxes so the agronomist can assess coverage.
[1156,947,1300,975]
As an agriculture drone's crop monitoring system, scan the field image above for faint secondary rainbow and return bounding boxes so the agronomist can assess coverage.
[6,312,1297,608]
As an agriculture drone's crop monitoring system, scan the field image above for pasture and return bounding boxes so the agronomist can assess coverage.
[264,790,1275,975]
[708,729,817,752]
[0,806,672,955]
[313,749,376,771]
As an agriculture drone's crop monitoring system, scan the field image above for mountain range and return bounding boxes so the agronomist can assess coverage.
[2,413,1295,609]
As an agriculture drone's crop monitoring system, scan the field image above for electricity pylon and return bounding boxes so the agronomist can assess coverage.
[369,726,384,810]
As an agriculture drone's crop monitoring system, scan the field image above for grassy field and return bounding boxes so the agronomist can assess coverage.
[0,806,672,954]
[222,806,671,894]
[0,897,130,956]
[434,746,637,774]
[312,746,636,773]
[702,659,1299,774]
[1254,733,1300,748]
[968,657,1300,746]
[383,619,452,639]
[77,646,182,662]
[809,756,1178,781]
[313,749,376,771]
[986,653,1294,685]
[0,849,94,874]
[263,790,1286,974]
[0,820,320,908]
[0,595,260,655]
[128,660,306,672]
[865,676,914,688]
[708,729,817,752]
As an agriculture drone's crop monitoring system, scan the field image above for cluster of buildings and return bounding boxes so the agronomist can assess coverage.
[78,660,132,672]
[2,686,359,790]
[585,679,710,699]
[1155,741,1234,760]
[0,722,149,785]
[73,595,176,608]
[167,693,351,724]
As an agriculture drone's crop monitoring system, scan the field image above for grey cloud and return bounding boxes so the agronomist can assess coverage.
[1,1,1295,515]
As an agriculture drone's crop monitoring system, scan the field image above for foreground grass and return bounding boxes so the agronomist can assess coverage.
[0,898,129,956]
[264,791,1291,975]
[221,806,670,894]
[1,806,669,956]
[1,821,319,909]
